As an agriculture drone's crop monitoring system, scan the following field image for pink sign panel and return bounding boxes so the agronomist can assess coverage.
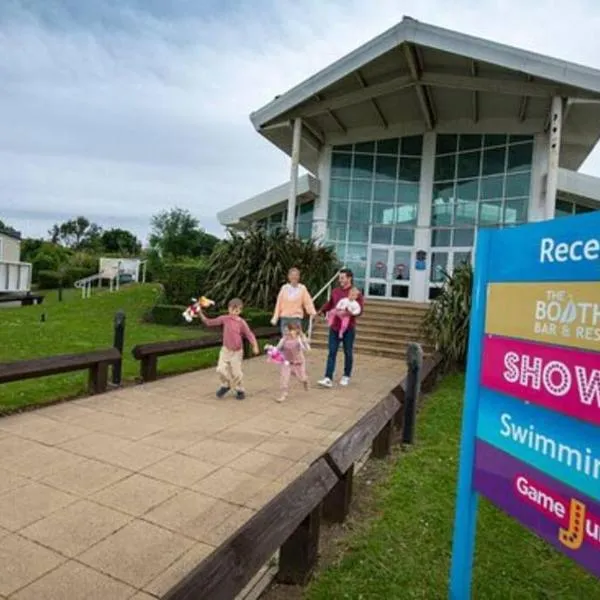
[481,334,600,427]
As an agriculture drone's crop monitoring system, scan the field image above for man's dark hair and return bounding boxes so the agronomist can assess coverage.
[340,268,354,282]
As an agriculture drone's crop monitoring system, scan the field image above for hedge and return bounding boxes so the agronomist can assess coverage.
[146,303,272,328]
[161,262,210,305]
[37,267,96,289]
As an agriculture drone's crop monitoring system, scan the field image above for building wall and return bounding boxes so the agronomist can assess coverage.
[0,234,20,263]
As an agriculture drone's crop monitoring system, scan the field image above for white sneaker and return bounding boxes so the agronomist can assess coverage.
[340,376,350,387]
[318,377,333,388]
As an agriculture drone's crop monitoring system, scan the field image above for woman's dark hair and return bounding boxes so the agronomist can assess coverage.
[340,268,354,283]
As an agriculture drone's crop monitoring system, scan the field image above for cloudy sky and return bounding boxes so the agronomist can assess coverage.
[1,0,600,242]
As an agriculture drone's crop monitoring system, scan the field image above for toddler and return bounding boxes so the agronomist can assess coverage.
[199,298,259,400]
[276,322,310,403]
[327,287,362,339]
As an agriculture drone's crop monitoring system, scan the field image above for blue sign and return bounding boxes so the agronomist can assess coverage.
[449,211,600,599]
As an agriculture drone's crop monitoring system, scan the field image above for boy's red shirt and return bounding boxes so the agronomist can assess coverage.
[320,286,364,332]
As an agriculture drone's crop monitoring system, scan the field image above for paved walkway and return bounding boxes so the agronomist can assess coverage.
[0,351,404,599]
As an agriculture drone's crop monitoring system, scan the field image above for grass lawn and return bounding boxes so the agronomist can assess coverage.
[0,284,222,412]
[305,374,600,600]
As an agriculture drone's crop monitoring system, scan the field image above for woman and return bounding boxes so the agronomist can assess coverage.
[271,267,316,335]
[317,268,364,388]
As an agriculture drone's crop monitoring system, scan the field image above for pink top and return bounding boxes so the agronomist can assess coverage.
[277,337,309,364]
[202,315,257,352]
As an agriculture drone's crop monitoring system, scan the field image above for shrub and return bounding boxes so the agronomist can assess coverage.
[37,266,97,289]
[206,227,339,310]
[145,303,272,329]
[422,262,473,370]
[161,261,210,305]
[37,270,63,289]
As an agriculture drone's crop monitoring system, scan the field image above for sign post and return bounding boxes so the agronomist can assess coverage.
[449,211,600,598]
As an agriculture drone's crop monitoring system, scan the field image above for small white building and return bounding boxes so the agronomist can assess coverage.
[0,227,32,294]
[218,17,600,303]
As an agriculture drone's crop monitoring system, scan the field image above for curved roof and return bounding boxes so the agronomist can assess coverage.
[250,17,600,173]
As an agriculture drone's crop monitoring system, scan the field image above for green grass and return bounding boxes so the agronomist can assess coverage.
[0,284,222,411]
[306,375,600,600]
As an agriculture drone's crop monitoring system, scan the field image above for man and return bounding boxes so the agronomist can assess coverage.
[317,268,364,388]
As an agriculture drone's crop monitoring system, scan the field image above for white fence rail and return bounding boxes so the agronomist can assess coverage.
[0,261,32,294]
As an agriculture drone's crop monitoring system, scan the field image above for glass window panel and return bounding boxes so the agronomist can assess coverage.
[504,198,528,224]
[430,252,449,282]
[482,147,506,176]
[346,261,366,279]
[373,203,397,225]
[575,203,595,214]
[397,183,419,204]
[373,181,395,204]
[401,135,423,156]
[457,151,481,179]
[431,228,451,247]
[484,134,506,147]
[505,172,531,197]
[377,138,399,155]
[429,287,443,300]
[398,157,421,182]
[431,200,454,226]
[432,181,454,203]
[330,178,350,199]
[392,203,418,225]
[393,228,415,246]
[296,222,312,240]
[354,141,376,153]
[391,284,409,299]
[351,179,373,200]
[480,175,504,200]
[509,135,532,144]
[454,199,477,225]
[374,155,398,181]
[436,134,457,155]
[328,221,348,241]
[369,248,388,278]
[434,154,456,181]
[555,199,573,217]
[453,251,472,268]
[353,154,374,179]
[455,178,478,201]
[346,243,368,263]
[371,226,392,245]
[298,201,314,216]
[479,201,503,227]
[331,153,352,178]
[393,250,411,281]
[348,201,371,224]
[335,143,353,152]
[334,242,347,260]
[459,134,482,151]
[348,224,369,243]
[507,142,533,172]
[329,200,349,222]
[368,283,386,297]
[453,228,475,247]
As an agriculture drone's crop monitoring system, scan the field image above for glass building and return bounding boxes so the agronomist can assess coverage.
[218,17,600,303]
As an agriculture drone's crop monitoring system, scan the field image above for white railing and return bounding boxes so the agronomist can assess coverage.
[307,266,346,341]
[74,269,120,299]
[0,260,32,294]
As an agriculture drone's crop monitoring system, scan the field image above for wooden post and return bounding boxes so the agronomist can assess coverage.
[372,419,393,458]
[112,310,126,386]
[402,343,423,444]
[141,355,158,382]
[323,466,353,523]
[89,362,109,394]
[277,505,322,585]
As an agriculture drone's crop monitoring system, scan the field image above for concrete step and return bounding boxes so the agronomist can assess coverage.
[311,332,434,353]
[311,339,434,360]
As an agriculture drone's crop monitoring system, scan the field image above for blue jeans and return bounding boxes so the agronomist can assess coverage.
[280,317,303,336]
[325,327,356,379]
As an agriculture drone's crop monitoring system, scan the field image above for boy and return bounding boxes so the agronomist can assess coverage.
[199,298,259,400]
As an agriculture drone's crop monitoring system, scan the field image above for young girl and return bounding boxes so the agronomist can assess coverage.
[327,286,362,340]
[276,322,310,403]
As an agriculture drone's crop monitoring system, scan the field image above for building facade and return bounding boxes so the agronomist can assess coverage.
[218,18,600,303]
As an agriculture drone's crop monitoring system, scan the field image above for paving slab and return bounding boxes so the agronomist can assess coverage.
[0,350,404,598]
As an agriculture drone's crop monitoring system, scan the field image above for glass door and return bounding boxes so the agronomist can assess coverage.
[367,246,414,300]
[428,248,473,300]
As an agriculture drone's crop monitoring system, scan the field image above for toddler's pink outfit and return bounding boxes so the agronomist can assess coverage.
[327,298,362,339]
[277,336,310,398]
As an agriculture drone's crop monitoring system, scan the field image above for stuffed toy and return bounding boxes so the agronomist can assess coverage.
[182,296,215,322]
[264,344,289,366]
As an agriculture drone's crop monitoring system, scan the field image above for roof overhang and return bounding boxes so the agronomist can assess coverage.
[0,228,21,241]
[250,17,600,173]
[557,168,600,206]
[217,174,320,227]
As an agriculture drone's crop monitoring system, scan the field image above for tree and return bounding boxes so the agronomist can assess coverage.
[206,226,339,310]
[48,216,102,250]
[149,208,218,259]
[100,228,142,256]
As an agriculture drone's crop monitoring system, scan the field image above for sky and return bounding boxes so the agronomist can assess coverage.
[1,0,600,243]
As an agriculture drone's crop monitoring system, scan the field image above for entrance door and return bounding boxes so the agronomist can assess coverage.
[366,246,413,300]
[427,248,473,300]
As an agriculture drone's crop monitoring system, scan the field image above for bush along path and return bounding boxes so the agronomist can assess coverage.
[304,375,600,600]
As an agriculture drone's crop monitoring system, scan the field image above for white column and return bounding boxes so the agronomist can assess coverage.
[287,118,302,232]
[312,145,331,243]
[544,96,563,220]
[413,132,436,303]
[528,133,547,222]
